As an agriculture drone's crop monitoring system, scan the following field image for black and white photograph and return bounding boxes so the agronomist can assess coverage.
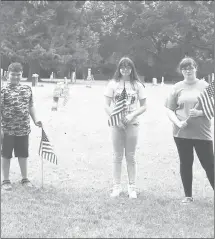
[0,0,214,238]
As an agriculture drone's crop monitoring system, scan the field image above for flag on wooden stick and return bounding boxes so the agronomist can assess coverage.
[63,86,69,106]
[39,128,58,165]
[198,80,214,120]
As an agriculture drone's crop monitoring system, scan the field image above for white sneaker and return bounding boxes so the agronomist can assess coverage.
[110,184,122,198]
[128,185,137,199]
[181,197,194,204]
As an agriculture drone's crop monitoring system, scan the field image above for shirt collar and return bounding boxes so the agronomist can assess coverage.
[8,82,21,88]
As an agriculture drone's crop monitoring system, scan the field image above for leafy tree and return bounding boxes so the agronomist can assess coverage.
[1,0,213,82]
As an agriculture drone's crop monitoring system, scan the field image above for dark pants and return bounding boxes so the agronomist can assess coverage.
[174,137,214,197]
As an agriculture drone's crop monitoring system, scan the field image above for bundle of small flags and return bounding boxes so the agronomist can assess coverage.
[63,85,70,106]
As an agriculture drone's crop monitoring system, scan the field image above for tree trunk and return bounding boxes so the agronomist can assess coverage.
[27,59,40,82]
[28,64,32,82]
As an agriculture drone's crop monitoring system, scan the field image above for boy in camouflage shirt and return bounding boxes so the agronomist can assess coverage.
[1,62,42,191]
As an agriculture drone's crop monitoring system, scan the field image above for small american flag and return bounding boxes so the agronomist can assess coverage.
[39,128,58,165]
[108,86,127,126]
[198,80,214,120]
[63,86,69,106]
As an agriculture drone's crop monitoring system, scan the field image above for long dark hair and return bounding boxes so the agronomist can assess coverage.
[113,57,145,89]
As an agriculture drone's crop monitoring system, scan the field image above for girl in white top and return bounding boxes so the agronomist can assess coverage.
[104,57,147,198]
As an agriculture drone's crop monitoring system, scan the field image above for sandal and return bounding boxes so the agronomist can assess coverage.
[21,178,34,188]
[1,180,12,191]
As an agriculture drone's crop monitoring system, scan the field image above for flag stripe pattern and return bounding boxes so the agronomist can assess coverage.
[63,90,69,106]
[39,128,58,165]
[108,87,127,126]
[63,85,69,106]
[198,80,214,120]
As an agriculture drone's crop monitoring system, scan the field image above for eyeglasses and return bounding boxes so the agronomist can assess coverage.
[181,66,195,71]
[120,66,132,71]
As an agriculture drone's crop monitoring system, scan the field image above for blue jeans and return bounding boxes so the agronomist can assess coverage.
[111,124,139,185]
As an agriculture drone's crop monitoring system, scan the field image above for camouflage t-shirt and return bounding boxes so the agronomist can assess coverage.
[1,83,34,136]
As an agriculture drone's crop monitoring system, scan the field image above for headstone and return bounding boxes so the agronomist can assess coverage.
[152,78,157,85]
[88,68,91,78]
[50,72,54,80]
[86,68,92,88]
[161,76,164,86]
[32,73,39,87]
[64,77,68,85]
[72,72,76,83]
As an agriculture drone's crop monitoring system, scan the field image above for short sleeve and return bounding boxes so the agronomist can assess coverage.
[137,82,146,100]
[164,85,178,111]
[104,80,115,98]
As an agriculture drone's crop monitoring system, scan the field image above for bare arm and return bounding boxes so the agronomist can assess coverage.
[165,107,181,127]
[29,106,38,123]
[165,107,188,128]
[130,98,147,118]
[29,106,42,127]
[104,96,112,116]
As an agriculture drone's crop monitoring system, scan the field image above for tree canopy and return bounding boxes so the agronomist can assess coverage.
[0,0,214,81]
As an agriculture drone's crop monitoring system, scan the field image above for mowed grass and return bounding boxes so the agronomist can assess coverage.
[1,80,214,238]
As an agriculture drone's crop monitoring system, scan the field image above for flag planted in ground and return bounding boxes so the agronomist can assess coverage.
[39,128,58,165]
[198,80,214,120]
[108,87,127,126]
[63,85,70,106]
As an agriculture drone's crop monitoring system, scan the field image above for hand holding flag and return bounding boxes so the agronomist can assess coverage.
[108,85,128,127]
[186,80,214,122]
[176,80,214,137]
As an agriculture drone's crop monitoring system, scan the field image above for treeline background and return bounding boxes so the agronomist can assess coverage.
[0,1,214,82]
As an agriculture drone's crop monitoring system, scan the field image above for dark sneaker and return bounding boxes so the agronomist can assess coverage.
[1,180,12,191]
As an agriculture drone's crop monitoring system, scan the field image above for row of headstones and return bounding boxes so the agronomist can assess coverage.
[152,77,165,86]
[49,68,94,82]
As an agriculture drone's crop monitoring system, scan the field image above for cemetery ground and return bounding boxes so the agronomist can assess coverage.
[1,80,214,238]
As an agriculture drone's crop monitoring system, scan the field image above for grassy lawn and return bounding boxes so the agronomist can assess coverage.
[1,81,214,238]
